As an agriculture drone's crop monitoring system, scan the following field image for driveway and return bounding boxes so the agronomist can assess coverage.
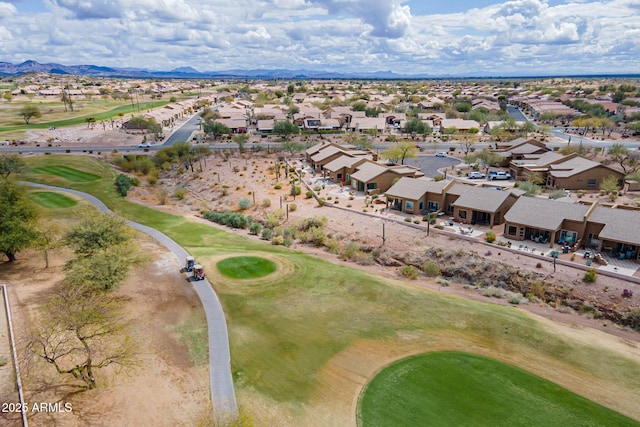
[24,182,237,420]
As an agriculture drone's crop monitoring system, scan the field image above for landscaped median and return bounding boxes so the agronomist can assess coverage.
[19,154,640,425]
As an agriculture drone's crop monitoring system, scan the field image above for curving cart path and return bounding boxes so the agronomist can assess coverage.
[25,182,237,419]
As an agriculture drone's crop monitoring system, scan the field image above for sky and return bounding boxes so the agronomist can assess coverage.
[1,0,639,76]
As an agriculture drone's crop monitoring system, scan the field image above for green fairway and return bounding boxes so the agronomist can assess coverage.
[358,351,639,427]
[29,191,77,208]
[31,165,101,182]
[217,256,277,279]
[20,155,640,424]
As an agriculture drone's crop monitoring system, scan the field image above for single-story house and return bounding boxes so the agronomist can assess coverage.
[349,161,424,195]
[385,177,448,214]
[451,186,519,226]
[584,206,640,261]
[503,197,591,247]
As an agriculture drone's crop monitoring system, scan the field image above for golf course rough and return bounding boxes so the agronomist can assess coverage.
[358,351,639,427]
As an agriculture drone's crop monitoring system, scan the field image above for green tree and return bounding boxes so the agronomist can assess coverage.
[203,120,230,140]
[64,208,130,257]
[3,91,13,103]
[273,120,299,140]
[280,140,305,154]
[0,180,38,261]
[608,143,640,175]
[64,245,139,291]
[519,180,542,197]
[351,101,367,111]
[19,104,42,124]
[599,175,621,195]
[0,153,27,178]
[34,222,64,268]
[403,118,431,140]
[232,133,249,153]
[381,142,418,165]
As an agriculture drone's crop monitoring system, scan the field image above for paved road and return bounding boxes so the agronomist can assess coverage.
[405,154,461,178]
[24,182,238,420]
[163,114,202,146]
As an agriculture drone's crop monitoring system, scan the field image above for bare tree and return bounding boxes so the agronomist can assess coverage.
[29,288,135,391]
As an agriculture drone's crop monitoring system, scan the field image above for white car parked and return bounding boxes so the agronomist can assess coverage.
[435,152,448,157]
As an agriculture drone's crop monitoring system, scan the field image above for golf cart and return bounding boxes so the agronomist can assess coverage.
[192,264,205,281]
[185,256,195,272]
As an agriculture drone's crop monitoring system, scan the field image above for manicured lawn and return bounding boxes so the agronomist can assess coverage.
[358,351,639,427]
[29,191,77,208]
[217,256,277,279]
[31,165,101,182]
[20,155,640,424]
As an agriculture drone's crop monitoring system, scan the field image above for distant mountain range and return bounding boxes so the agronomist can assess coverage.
[0,60,412,80]
[1,60,639,80]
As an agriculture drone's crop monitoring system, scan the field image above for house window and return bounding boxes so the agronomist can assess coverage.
[560,229,577,243]
[508,226,517,236]
[405,201,414,211]
[459,210,467,219]
[428,201,439,211]
[447,204,454,213]
[337,173,343,181]
[587,179,596,187]
[418,201,424,211]
[367,182,377,190]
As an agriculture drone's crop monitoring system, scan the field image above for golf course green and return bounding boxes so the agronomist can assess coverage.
[217,256,277,279]
[31,165,100,182]
[358,351,639,427]
[29,191,77,208]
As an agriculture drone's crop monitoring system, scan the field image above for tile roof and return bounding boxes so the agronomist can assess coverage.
[350,161,389,182]
[588,206,640,245]
[385,177,447,200]
[504,197,590,230]
[452,186,514,212]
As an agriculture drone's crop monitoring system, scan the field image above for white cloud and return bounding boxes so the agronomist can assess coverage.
[1,0,639,75]
[0,2,18,18]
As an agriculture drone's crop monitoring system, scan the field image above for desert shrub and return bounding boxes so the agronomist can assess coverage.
[422,261,441,277]
[297,217,326,232]
[264,214,280,228]
[485,231,496,243]
[509,296,521,304]
[290,185,301,196]
[341,241,360,261]
[583,269,597,282]
[434,175,444,182]
[147,170,160,185]
[305,190,314,199]
[289,203,297,212]
[274,184,282,189]
[354,252,375,265]
[324,238,341,254]
[249,222,262,235]
[482,286,505,298]
[271,235,285,246]
[317,197,326,206]
[313,185,322,192]
[623,310,640,331]
[261,228,273,240]
[262,198,271,208]
[115,173,132,196]
[436,278,450,287]
[404,217,412,222]
[549,189,567,200]
[202,211,249,229]
[238,197,252,210]
[401,265,419,280]
[174,187,188,200]
[413,219,420,224]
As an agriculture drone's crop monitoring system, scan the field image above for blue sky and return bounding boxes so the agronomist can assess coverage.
[1,0,639,76]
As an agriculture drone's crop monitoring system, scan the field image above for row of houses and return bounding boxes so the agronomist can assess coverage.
[384,176,640,262]
[493,138,625,190]
[306,142,424,194]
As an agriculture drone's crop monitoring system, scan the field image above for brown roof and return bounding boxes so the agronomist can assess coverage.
[452,186,515,212]
[588,206,640,245]
[504,197,589,230]
[385,177,447,200]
